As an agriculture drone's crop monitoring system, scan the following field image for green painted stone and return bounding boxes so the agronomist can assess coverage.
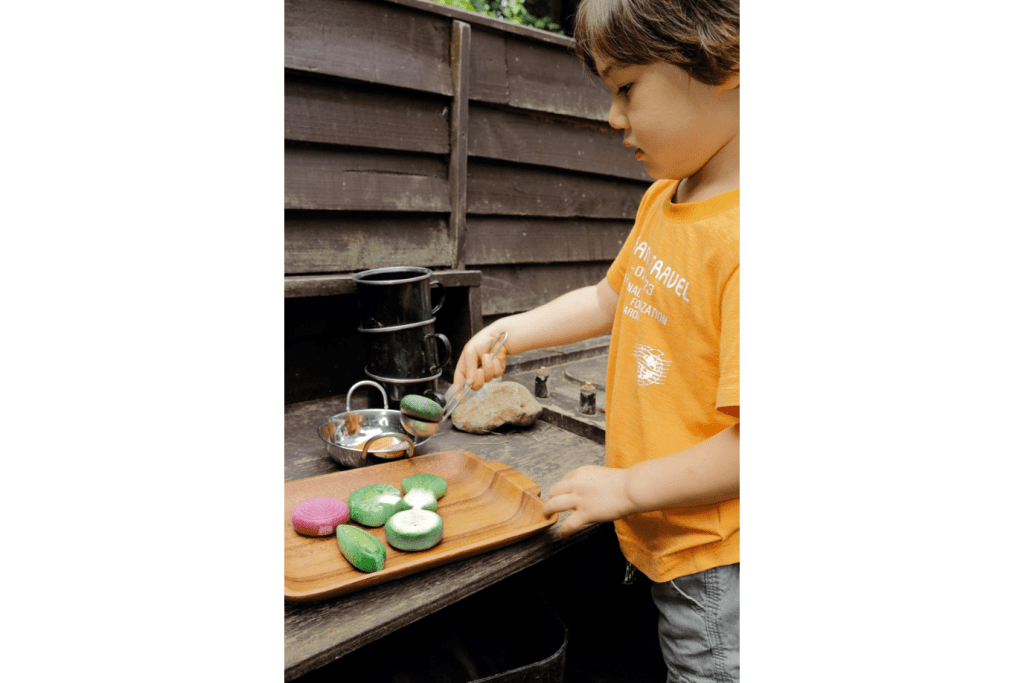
[401,474,448,499]
[348,484,402,527]
[385,509,444,552]
[336,525,386,573]
[396,487,438,513]
[399,395,443,421]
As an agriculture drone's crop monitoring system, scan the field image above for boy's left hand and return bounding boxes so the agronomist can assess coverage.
[541,465,636,538]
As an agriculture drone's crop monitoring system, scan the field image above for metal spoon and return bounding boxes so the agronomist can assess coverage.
[400,331,508,438]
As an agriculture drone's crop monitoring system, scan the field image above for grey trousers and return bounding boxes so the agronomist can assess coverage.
[650,563,740,683]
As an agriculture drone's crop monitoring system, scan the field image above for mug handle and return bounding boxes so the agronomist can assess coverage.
[429,280,445,316]
[425,333,451,372]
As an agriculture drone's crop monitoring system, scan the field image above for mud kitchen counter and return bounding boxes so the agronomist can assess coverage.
[284,339,612,681]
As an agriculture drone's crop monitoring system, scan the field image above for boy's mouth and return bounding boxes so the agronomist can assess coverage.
[625,140,644,161]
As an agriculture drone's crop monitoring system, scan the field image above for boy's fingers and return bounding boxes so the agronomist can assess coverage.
[541,492,576,517]
[481,354,496,383]
[455,332,507,392]
[557,511,589,538]
[468,365,484,391]
[459,348,481,389]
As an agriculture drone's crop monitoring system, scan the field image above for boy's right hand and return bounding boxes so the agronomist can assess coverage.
[452,329,510,394]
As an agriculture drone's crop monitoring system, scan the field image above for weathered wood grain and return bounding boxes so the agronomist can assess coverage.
[477,262,613,316]
[285,211,454,274]
[285,0,452,95]
[503,334,613,375]
[285,145,450,212]
[469,104,651,180]
[467,27,509,105]
[285,74,449,153]
[505,33,611,121]
[467,160,648,219]
[464,216,632,265]
[449,21,470,269]
[468,27,611,122]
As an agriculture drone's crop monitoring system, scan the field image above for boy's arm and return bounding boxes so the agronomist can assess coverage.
[452,278,619,391]
[542,422,740,538]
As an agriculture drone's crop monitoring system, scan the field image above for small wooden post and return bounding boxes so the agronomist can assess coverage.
[449,20,471,269]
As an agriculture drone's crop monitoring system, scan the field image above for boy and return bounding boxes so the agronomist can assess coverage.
[452,0,740,680]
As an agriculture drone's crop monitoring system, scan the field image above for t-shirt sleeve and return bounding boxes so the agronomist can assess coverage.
[717,265,739,412]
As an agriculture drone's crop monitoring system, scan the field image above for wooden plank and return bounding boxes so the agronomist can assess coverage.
[505,34,610,122]
[464,217,633,265]
[285,74,449,154]
[504,335,614,375]
[285,145,450,212]
[285,269,483,298]
[468,104,652,181]
[478,262,613,316]
[468,28,611,123]
[449,21,470,269]
[466,285,483,337]
[285,0,452,95]
[468,28,509,105]
[285,211,454,274]
[467,160,648,219]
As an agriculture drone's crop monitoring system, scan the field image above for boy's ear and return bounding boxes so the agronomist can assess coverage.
[717,72,740,94]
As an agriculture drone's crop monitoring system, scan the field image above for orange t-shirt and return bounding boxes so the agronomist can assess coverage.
[605,179,739,582]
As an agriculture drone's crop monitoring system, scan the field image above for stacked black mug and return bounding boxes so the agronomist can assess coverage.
[353,266,451,406]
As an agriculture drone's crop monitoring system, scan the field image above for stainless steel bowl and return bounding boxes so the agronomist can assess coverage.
[317,381,431,469]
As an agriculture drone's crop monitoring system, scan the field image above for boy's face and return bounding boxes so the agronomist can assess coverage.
[593,53,739,183]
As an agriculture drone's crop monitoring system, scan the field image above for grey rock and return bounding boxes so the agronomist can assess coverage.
[451,381,543,434]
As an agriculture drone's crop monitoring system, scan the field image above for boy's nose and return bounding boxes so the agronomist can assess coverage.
[607,102,628,130]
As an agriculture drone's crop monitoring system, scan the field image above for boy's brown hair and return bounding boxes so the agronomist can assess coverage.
[573,0,740,87]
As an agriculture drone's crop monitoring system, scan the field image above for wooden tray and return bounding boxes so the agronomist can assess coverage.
[285,450,556,603]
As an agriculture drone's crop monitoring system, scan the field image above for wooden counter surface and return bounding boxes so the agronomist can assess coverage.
[284,383,606,680]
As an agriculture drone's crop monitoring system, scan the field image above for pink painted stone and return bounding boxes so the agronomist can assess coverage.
[292,497,350,536]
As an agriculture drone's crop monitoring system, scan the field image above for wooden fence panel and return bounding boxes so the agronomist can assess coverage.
[286,212,454,273]
[285,75,449,154]
[468,103,647,181]
[464,217,632,266]
[468,27,610,122]
[285,0,452,95]
[479,263,612,316]
[467,160,647,219]
[466,28,509,106]
[504,33,610,121]
[285,145,450,212]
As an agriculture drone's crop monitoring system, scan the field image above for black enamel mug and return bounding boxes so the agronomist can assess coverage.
[352,266,445,329]
[359,317,452,379]
[363,374,440,406]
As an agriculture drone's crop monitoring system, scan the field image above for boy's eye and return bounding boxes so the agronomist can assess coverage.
[617,83,633,96]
